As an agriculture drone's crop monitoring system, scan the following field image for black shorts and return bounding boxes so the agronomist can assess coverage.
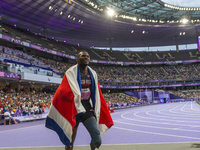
[74,111,95,128]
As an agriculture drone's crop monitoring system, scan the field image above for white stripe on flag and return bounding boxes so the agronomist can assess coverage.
[97,124,109,137]
[66,65,85,114]
[88,66,101,123]
[48,104,73,142]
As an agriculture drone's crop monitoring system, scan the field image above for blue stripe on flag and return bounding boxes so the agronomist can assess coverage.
[45,116,70,146]
[77,65,81,92]
[88,68,96,110]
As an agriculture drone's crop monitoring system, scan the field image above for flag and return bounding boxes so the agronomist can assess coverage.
[45,64,113,146]
[65,0,71,4]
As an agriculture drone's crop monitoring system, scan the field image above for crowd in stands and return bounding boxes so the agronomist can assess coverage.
[0,46,51,68]
[1,34,200,127]
[1,88,198,120]
[169,90,200,99]
[0,87,148,125]
[1,45,200,83]
[0,90,53,125]
[0,45,199,115]
[33,56,73,76]
[155,88,200,100]
[103,92,142,104]
[95,64,200,82]
[0,85,199,125]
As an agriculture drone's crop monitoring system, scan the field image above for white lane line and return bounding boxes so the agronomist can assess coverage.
[191,102,200,111]
[111,104,176,118]
[104,141,200,145]
[0,146,64,149]
[180,102,189,111]
[148,103,200,119]
[145,110,200,120]
[158,103,200,116]
[0,141,199,148]
[145,102,200,119]
[102,141,200,145]
[179,102,200,113]
[158,103,191,115]
[112,126,200,140]
[133,111,200,123]
[157,109,200,116]
[121,113,200,127]
[0,124,44,133]
[113,120,200,132]
[115,104,200,124]
[168,103,196,115]
[113,103,200,127]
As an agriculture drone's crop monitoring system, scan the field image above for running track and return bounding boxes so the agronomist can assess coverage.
[0,102,200,148]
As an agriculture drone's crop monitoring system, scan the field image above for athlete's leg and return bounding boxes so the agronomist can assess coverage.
[65,127,78,150]
[83,117,101,149]
[65,115,80,150]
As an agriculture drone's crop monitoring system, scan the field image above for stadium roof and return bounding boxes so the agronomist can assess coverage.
[0,0,200,48]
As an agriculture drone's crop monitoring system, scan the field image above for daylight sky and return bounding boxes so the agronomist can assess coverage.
[162,0,199,7]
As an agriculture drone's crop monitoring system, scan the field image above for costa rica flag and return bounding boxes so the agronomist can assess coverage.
[45,64,113,146]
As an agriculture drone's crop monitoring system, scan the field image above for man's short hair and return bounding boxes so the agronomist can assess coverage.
[77,50,88,58]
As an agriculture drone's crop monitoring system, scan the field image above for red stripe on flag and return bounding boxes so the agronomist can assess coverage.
[52,75,77,128]
[98,83,114,128]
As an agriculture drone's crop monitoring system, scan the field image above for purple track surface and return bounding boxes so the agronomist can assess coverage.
[0,102,200,148]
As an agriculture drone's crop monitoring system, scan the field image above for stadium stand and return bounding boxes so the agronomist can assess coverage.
[0,0,200,149]
[0,4,199,129]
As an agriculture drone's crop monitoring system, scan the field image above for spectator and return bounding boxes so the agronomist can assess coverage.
[3,109,18,125]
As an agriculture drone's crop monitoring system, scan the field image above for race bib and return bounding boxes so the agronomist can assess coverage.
[81,88,91,100]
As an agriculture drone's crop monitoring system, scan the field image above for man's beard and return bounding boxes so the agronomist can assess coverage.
[79,64,88,67]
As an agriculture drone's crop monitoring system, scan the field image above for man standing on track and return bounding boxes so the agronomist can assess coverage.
[46,50,114,150]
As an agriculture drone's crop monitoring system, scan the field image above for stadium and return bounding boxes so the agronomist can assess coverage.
[0,0,200,150]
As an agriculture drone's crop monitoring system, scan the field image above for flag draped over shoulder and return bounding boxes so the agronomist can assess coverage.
[45,64,114,146]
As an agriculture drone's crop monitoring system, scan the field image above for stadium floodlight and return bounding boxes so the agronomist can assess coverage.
[182,18,189,24]
[107,8,115,17]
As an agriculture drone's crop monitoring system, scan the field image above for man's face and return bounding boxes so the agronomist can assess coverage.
[77,52,90,66]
